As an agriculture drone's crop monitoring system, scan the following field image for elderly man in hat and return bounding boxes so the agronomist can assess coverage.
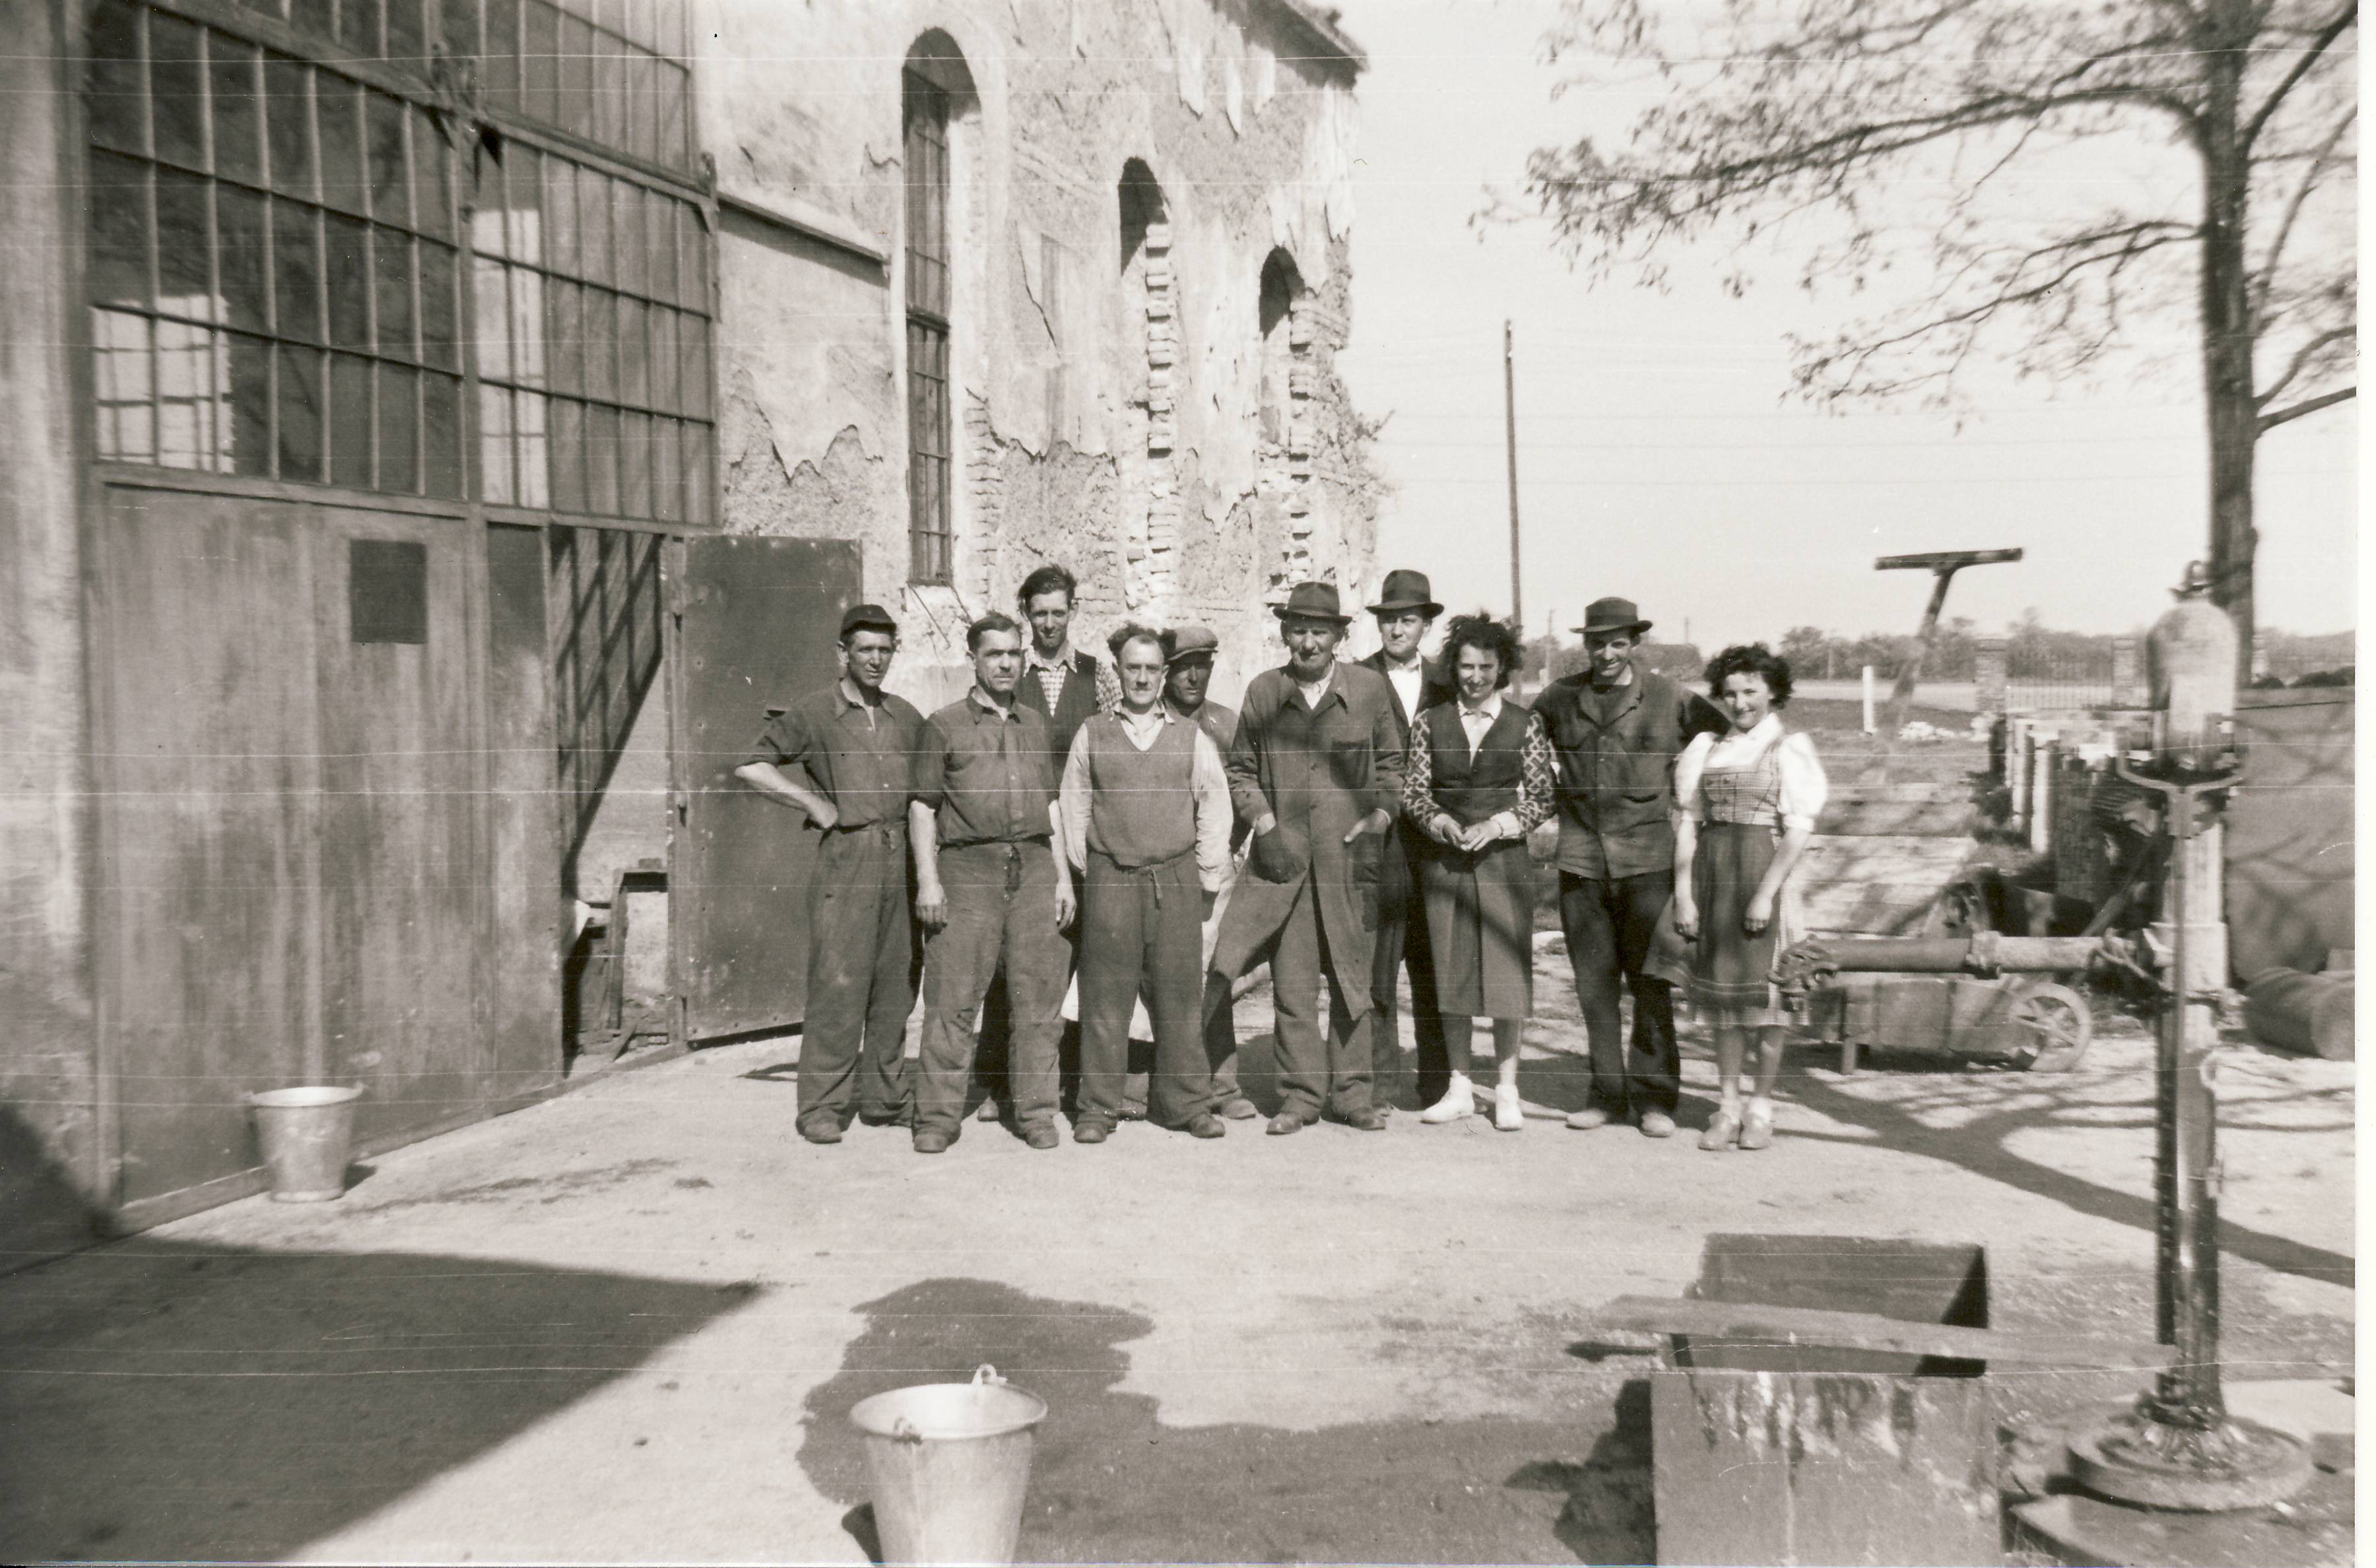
[1208,582,1405,1134]
[1163,624,1258,1119]
[734,603,927,1144]
[1356,569,1457,1111]
[1533,597,1727,1136]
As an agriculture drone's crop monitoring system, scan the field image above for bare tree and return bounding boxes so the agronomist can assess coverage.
[1519,0,2356,681]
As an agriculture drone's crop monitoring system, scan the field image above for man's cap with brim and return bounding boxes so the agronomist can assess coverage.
[1573,596,1652,637]
[1162,624,1220,667]
[840,602,898,637]
[1366,568,1443,618]
[1272,581,1353,626]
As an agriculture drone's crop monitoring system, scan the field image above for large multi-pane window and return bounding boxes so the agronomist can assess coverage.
[469,144,713,523]
[441,0,695,175]
[85,0,714,525]
[84,0,465,494]
[903,67,952,585]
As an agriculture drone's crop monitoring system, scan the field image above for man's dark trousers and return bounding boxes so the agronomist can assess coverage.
[800,822,920,1136]
[1076,850,1210,1130]
[1372,824,1447,1107]
[915,841,1067,1143]
[1273,879,1375,1121]
[1558,869,1680,1117]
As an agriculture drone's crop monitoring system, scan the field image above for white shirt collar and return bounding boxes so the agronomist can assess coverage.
[1458,692,1504,725]
[1712,712,1783,752]
[1379,648,1423,672]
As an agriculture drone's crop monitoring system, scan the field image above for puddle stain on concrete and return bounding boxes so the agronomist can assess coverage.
[798,1276,1653,1565]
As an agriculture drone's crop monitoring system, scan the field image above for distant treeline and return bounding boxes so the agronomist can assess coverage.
[1520,614,2354,686]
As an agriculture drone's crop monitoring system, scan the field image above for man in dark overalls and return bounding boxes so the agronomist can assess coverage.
[1531,597,1727,1138]
[976,563,1119,1121]
[909,612,1074,1154]
[734,603,925,1144]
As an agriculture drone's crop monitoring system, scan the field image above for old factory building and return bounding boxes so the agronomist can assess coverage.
[1,0,1375,1260]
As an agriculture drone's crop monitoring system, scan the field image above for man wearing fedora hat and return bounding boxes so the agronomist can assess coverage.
[1208,582,1405,1134]
[1534,597,1727,1137]
[1357,569,1457,1110]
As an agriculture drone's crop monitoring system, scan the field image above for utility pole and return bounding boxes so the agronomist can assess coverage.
[1503,319,1521,632]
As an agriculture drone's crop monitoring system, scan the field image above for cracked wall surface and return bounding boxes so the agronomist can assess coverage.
[697,0,1381,697]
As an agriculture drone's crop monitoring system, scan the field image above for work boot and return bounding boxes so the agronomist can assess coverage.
[912,1130,951,1155]
[975,1099,1003,1123]
[1564,1105,1615,1131]
[1024,1126,1060,1151]
[1072,1122,1111,1145]
[1638,1111,1677,1139]
[1183,1113,1226,1140]
[1214,1096,1259,1120]
[1267,1109,1315,1136]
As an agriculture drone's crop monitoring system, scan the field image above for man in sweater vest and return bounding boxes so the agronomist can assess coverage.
[908,613,1076,1154]
[1356,568,1458,1111]
[1533,597,1729,1137]
[1208,582,1405,1135]
[1057,624,1233,1142]
[976,563,1121,1123]
[1162,624,1259,1121]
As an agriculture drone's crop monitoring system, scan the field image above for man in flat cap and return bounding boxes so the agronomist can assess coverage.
[1533,597,1727,1137]
[735,603,925,1144]
[1164,624,1257,1120]
[1356,569,1457,1111]
[1208,582,1404,1134]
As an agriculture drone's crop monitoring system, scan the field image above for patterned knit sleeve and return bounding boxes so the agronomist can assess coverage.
[1094,657,1123,717]
[1402,712,1441,826]
[1514,709,1556,832]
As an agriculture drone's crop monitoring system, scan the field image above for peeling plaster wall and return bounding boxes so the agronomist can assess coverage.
[695,0,1379,703]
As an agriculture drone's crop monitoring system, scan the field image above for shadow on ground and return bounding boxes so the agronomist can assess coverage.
[0,1127,751,1565]
[1787,1066,2356,1296]
[799,1277,1653,1565]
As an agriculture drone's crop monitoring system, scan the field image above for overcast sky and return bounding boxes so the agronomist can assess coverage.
[1329,0,2360,647]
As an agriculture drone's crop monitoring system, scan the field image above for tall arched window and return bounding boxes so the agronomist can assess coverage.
[902,34,974,585]
[1258,249,1301,447]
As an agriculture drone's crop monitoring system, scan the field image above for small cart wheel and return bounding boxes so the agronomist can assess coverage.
[2012,981,2093,1072]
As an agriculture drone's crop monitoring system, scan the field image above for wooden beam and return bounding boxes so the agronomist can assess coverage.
[1591,1295,2177,1369]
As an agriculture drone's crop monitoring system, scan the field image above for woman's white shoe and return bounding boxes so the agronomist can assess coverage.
[1419,1076,1476,1124]
[1494,1085,1524,1132]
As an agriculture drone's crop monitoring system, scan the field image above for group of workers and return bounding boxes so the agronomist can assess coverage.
[735,560,1828,1156]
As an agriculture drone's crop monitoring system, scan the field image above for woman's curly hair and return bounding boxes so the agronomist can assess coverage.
[1703,643,1794,707]
[1440,612,1524,691]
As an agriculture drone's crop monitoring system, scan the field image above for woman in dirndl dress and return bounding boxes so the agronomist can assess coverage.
[1670,644,1828,1152]
[1402,614,1556,1131]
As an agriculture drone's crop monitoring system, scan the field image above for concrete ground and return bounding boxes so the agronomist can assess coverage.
[0,949,2352,1566]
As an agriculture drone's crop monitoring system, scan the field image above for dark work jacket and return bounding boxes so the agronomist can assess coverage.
[1016,649,1106,773]
[1357,651,1456,913]
[1209,661,1405,1006]
[1533,668,1728,880]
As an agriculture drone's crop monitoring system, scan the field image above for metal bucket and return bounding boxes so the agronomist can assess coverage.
[247,1085,363,1202]
[849,1364,1047,1565]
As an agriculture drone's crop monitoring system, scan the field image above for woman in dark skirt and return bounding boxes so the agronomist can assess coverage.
[1670,644,1828,1151]
[1402,614,1555,1131]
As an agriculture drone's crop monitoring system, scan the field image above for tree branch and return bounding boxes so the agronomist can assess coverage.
[2259,386,2356,432]
[2242,2,2357,150]
[2258,325,2357,407]
[2250,105,2357,321]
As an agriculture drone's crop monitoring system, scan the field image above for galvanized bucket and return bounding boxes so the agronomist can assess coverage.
[247,1085,363,1202]
[849,1364,1047,1565]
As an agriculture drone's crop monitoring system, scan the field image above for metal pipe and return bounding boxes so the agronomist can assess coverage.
[1775,932,2107,991]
